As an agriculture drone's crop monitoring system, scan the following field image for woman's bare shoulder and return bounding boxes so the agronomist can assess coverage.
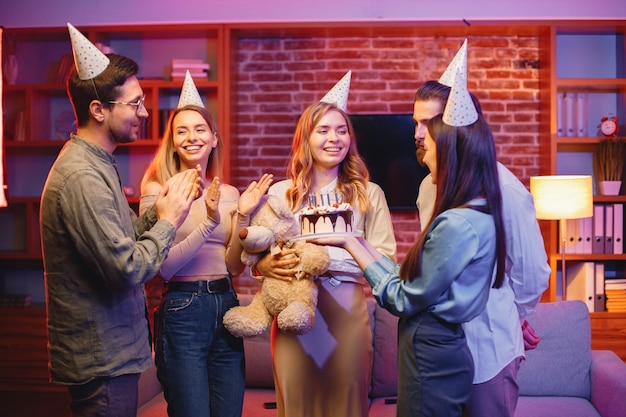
[142,180,163,195]
[219,183,240,199]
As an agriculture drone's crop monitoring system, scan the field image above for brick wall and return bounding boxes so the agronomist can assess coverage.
[229,35,542,293]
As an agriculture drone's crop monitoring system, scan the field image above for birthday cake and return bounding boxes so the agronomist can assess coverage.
[300,201,354,235]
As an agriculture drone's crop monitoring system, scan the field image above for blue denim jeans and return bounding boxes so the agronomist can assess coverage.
[154,283,244,417]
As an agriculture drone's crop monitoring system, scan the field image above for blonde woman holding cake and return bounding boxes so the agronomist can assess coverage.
[254,71,397,417]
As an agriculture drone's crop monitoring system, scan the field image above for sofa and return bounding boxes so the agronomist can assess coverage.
[137,295,626,417]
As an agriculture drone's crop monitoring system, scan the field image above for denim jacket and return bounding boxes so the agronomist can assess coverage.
[40,135,175,384]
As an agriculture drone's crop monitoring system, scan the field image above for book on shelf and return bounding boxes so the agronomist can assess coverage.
[564,203,624,255]
[171,70,208,81]
[605,278,626,312]
[594,263,605,312]
[556,92,589,138]
[171,59,210,70]
[170,58,210,81]
[566,262,595,312]
[0,294,32,308]
[56,54,74,84]
[172,63,210,71]
[13,111,26,142]
[158,109,174,137]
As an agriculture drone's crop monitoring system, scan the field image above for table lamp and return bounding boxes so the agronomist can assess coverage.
[530,175,593,300]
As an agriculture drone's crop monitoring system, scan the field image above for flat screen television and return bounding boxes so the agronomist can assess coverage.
[350,114,430,210]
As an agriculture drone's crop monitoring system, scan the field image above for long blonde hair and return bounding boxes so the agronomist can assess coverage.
[284,101,370,213]
[141,105,223,187]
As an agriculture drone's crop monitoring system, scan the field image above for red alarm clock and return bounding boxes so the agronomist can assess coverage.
[600,114,620,137]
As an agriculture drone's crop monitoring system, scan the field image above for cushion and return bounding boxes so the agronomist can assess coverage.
[517,300,591,398]
[515,396,601,417]
[369,299,399,398]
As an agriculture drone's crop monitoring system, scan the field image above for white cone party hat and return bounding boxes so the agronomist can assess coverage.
[438,39,468,88]
[177,70,205,108]
[443,67,478,127]
[319,71,351,111]
[67,23,110,80]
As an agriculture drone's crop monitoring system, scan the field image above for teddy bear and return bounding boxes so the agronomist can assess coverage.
[223,194,330,338]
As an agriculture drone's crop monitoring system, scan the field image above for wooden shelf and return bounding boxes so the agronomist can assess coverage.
[0,304,64,392]
[589,311,626,361]
[556,78,626,90]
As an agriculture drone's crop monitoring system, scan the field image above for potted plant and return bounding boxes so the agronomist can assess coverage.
[593,137,626,195]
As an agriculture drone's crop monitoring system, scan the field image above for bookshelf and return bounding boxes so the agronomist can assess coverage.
[0,24,227,389]
[545,22,626,359]
[0,23,226,262]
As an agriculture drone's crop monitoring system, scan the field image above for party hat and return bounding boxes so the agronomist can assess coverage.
[442,67,478,127]
[438,39,468,88]
[67,23,110,80]
[177,70,205,108]
[319,71,351,111]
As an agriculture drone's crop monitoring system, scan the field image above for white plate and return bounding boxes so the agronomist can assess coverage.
[288,232,362,242]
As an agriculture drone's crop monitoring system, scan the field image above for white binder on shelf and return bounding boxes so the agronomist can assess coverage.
[561,219,580,254]
[564,92,576,137]
[556,92,565,137]
[594,263,606,312]
[573,218,584,254]
[593,204,605,254]
[582,217,593,254]
[566,261,595,312]
[605,205,614,254]
[614,203,623,254]
[576,93,588,137]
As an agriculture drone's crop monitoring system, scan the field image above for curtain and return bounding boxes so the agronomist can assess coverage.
[0,26,7,207]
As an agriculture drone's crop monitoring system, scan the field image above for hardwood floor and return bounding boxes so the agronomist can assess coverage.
[0,391,71,417]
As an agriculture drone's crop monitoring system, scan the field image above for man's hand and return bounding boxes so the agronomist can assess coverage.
[522,319,540,350]
[155,167,203,229]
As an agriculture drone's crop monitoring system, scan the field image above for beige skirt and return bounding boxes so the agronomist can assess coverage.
[270,277,373,417]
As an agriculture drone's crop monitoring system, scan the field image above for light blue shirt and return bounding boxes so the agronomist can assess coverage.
[364,200,496,324]
[417,162,550,383]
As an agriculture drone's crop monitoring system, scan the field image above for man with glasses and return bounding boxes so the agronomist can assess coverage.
[40,24,202,417]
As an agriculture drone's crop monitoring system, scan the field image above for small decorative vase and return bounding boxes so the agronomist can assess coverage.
[599,180,622,196]
[3,55,19,84]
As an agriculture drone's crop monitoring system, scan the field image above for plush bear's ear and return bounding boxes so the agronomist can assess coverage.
[266,195,293,219]
[240,225,275,253]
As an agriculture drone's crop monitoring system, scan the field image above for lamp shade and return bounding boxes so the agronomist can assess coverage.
[530,175,593,220]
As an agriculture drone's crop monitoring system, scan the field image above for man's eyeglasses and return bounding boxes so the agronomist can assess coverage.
[107,96,146,113]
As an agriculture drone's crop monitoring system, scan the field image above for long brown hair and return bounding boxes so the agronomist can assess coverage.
[284,101,370,213]
[400,114,506,288]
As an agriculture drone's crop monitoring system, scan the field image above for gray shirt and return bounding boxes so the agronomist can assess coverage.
[40,134,175,385]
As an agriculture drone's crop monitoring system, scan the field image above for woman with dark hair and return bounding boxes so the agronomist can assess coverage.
[313,73,505,417]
